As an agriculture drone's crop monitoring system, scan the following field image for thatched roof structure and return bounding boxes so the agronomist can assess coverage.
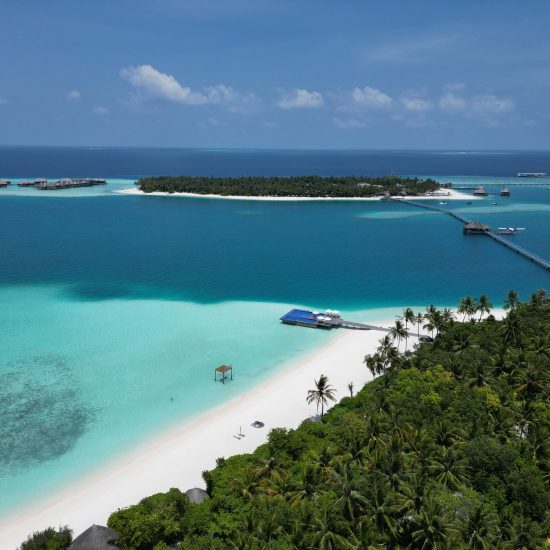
[69,524,118,549]
[185,487,209,504]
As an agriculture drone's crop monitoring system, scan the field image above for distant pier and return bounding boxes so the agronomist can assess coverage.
[391,198,550,272]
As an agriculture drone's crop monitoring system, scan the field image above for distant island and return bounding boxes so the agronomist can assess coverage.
[136,175,440,198]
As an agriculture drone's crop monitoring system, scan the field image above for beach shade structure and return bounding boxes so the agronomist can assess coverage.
[69,524,119,549]
[214,364,233,383]
[251,420,265,428]
[185,487,210,504]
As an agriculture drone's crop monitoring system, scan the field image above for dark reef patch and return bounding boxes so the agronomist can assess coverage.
[0,355,94,474]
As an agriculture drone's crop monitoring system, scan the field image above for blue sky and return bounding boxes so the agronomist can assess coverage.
[0,0,548,149]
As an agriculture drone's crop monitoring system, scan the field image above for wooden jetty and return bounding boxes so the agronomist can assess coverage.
[391,198,550,272]
[280,309,391,333]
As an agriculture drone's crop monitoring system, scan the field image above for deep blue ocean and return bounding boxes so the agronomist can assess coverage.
[0,147,549,518]
[1,146,550,178]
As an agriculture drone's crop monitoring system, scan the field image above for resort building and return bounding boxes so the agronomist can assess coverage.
[463,221,491,234]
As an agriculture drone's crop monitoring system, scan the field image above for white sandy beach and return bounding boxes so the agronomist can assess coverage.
[2,317,409,548]
[116,187,475,201]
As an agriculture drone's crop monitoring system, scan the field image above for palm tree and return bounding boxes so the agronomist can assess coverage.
[287,462,323,506]
[458,296,474,322]
[430,447,468,491]
[477,294,492,321]
[362,481,398,545]
[501,310,523,347]
[306,374,336,417]
[347,381,354,397]
[460,505,498,549]
[411,495,457,549]
[331,463,368,522]
[415,312,424,338]
[305,507,358,550]
[403,307,415,333]
[529,288,547,310]
[390,318,408,351]
[467,361,494,388]
[503,289,518,310]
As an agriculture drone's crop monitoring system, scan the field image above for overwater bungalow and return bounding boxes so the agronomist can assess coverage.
[18,179,37,187]
[500,187,511,196]
[0,179,11,187]
[463,221,491,234]
[473,186,488,196]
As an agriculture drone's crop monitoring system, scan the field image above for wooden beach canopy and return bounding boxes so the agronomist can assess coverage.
[214,364,233,383]
[69,525,118,549]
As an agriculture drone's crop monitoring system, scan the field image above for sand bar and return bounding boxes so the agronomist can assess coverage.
[1,317,409,548]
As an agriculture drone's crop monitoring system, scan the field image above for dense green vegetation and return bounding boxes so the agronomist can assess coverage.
[19,526,72,550]
[137,175,440,198]
[105,290,549,549]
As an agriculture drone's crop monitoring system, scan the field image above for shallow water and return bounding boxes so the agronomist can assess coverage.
[0,159,549,515]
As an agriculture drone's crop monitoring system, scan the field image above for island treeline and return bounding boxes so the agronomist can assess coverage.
[137,175,440,197]
[21,291,549,549]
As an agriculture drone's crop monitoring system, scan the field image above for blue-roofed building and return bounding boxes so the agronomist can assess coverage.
[280,309,334,328]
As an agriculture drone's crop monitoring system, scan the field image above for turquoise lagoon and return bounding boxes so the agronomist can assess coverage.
[1,177,549,516]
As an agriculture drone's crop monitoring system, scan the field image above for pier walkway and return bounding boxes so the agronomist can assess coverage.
[391,198,550,272]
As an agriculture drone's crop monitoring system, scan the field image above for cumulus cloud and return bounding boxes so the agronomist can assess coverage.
[120,64,256,111]
[333,117,365,128]
[401,97,432,112]
[67,90,81,101]
[350,86,392,109]
[438,92,467,112]
[277,89,324,109]
[92,106,109,115]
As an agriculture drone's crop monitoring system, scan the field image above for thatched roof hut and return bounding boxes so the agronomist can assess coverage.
[185,487,209,504]
[69,525,118,549]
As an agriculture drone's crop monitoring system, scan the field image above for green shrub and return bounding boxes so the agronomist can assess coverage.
[19,526,72,550]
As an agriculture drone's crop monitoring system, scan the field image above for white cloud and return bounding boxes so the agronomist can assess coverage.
[92,106,109,115]
[120,64,257,111]
[121,64,206,104]
[470,94,514,114]
[67,90,81,101]
[438,92,467,112]
[402,97,432,112]
[350,86,392,109]
[277,89,324,109]
[333,117,365,128]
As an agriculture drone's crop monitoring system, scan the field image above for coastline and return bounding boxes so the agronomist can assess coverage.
[115,188,475,201]
[1,316,407,548]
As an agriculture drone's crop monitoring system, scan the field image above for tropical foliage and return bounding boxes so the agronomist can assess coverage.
[102,290,549,548]
[19,526,72,550]
[137,175,439,198]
